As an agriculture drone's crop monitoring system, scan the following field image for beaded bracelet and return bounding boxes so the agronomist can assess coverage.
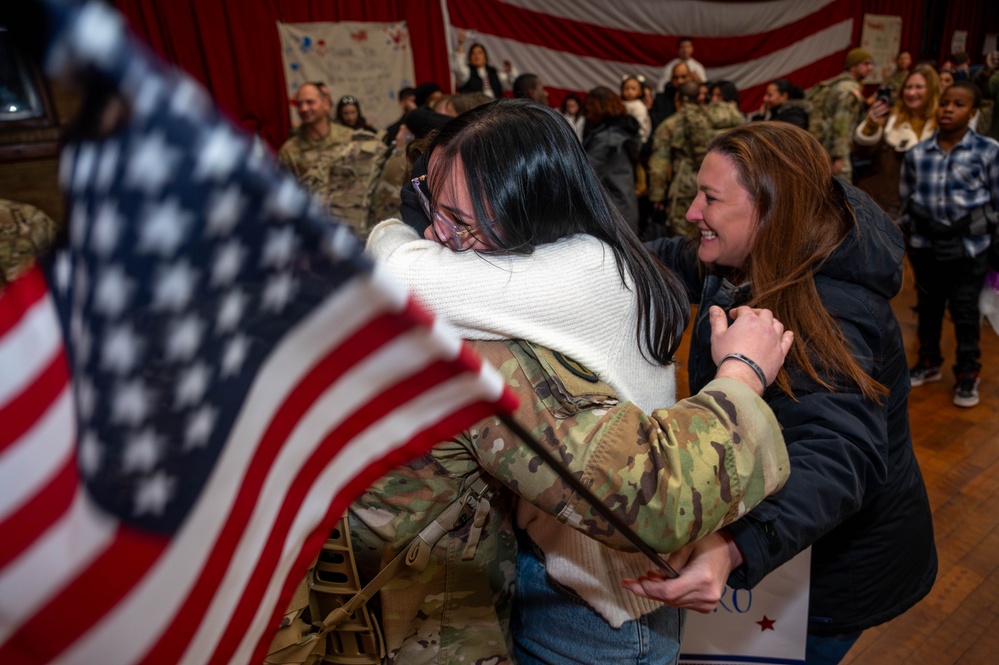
[719,353,768,393]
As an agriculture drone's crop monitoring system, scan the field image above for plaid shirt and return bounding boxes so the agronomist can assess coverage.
[900,128,999,257]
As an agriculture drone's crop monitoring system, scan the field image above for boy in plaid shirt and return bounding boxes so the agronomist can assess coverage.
[901,81,999,407]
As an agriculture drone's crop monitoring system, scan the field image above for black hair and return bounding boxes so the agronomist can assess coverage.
[771,78,804,100]
[560,92,584,118]
[335,96,376,132]
[467,42,489,66]
[513,74,541,99]
[711,80,740,105]
[399,86,416,100]
[677,81,700,102]
[947,80,982,108]
[424,98,688,365]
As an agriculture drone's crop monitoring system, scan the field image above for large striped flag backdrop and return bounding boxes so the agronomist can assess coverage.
[444,0,854,112]
[0,2,516,663]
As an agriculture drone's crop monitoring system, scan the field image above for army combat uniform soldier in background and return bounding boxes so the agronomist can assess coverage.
[0,199,59,286]
[811,48,874,181]
[278,83,388,236]
[648,81,743,237]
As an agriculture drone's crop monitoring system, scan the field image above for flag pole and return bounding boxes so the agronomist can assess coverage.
[497,413,679,579]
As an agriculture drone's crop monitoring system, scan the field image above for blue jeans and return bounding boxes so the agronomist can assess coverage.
[512,543,684,665]
[805,631,863,664]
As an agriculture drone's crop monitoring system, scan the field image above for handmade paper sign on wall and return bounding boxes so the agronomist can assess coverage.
[278,21,415,131]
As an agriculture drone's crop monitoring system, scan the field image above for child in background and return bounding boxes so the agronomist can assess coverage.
[901,81,999,407]
[621,75,652,142]
[560,93,585,142]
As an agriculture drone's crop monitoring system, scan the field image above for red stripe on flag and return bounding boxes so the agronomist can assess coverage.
[0,353,70,453]
[0,529,167,664]
[0,459,77,570]
[0,266,49,337]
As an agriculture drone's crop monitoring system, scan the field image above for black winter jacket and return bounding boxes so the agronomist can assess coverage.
[583,115,640,230]
[646,183,937,636]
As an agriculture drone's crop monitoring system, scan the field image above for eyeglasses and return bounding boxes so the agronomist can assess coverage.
[411,175,496,251]
[339,96,357,105]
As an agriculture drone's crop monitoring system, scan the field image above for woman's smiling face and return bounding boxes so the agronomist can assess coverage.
[686,151,759,269]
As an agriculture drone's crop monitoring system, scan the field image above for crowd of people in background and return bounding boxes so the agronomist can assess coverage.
[261,42,996,664]
[4,13,996,665]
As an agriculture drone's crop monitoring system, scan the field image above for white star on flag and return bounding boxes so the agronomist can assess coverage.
[139,197,193,257]
[133,471,177,516]
[122,428,164,474]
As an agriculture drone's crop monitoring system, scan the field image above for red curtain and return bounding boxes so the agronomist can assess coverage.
[937,0,999,64]
[114,0,451,149]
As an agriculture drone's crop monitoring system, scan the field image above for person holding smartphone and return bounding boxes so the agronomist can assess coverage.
[853,64,941,217]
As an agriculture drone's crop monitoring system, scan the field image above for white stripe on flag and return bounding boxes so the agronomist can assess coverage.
[496,0,838,35]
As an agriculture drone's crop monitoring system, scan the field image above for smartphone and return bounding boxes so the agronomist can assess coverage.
[875,86,892,107]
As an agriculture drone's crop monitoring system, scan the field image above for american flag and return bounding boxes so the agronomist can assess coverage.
[445,0,854,112]
[0,2,516,663]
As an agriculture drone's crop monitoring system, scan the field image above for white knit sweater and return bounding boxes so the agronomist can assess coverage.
[366,219,676,626]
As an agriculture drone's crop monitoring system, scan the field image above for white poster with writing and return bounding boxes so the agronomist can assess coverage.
[680,548,810,665]
[951,31,968,58]
[277,21,416,131]
[860,14,903,85]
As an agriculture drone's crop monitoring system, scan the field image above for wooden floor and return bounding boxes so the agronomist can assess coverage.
[843,271,999,665]
[675,269,999,664]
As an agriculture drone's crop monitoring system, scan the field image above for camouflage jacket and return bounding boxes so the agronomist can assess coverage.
[0,199,59,286]
[277,126,388,235]
[884,69,907,96]
[649,102,744,229]
[648,113,682,204]
[822,71,863,159]
[348,339,789,664]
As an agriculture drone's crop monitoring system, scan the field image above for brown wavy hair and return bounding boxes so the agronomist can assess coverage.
[584,86,627,126]
[891,64,940,138]
[706,122,888,401]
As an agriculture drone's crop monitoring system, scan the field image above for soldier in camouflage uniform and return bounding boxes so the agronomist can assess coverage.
[649,82,744,237]
[815,48,874,182]
[278,83,389,237]
[883,51,912,98]
[346,335,789,664]
[0,199,59,286]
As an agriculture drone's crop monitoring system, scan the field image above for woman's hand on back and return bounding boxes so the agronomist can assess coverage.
[709,306,793,393]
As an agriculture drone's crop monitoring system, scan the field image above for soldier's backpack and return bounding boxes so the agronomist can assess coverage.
[804,77,835,145]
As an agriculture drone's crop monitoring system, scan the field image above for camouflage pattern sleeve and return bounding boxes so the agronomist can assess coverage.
[276,140,302,178]
[647,117,675,203]
[0,200,59,285]
[466,340,789,554]
[826,79,862,159]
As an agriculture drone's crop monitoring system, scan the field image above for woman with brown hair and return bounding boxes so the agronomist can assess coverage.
[638,122,937,664]
[583,86,641,230]
[853,64,940,217]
